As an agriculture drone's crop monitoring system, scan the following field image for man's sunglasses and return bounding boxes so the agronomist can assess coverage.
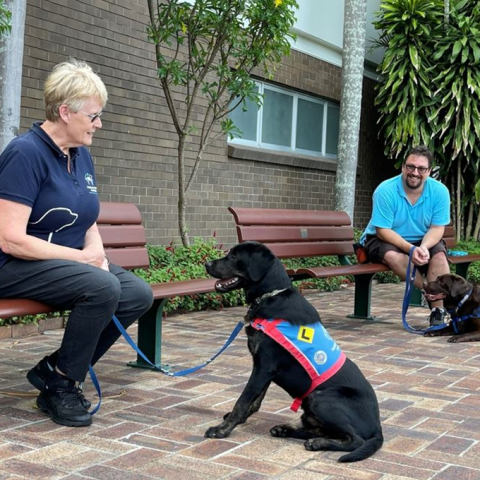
[404,164,429,175]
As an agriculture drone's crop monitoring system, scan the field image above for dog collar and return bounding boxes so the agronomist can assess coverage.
[450,288,473,315]
[244,288,288,324]
[252,288,288,306]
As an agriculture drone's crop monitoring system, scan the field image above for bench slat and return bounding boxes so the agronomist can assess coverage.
[98,202,142,225]
[151,278,217,299]
[229,207,351,227]
[449,253,480,265]
[295,263,390,279]
[0,299,55,318]
[98,225,147,248]
[265,242,354,258]
[237,225,354,243]
[104,247,150,270]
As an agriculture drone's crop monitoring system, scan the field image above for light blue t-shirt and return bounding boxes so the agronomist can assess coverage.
[360,174,450,245]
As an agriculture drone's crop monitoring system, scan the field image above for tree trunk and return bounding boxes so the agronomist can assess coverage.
[0,0,26,152]
[465,199,474,240]
[334,0,368,222]
[473,207,480,241]
[177,136,190,247]
[456,160,461,241]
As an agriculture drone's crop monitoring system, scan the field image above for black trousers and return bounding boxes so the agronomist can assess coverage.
[0,258,153,381]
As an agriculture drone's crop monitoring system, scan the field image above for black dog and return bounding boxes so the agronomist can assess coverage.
[423,273,480,342]
[204,241,383,462]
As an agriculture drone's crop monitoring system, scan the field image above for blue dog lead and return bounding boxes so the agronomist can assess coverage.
[402,246,450,335]
[87,315,245,414]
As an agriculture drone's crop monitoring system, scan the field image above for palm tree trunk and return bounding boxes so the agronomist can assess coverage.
[334,0,368,222]
[0,0,27,152]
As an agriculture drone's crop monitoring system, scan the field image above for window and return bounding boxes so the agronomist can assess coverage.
[229,82,340,158]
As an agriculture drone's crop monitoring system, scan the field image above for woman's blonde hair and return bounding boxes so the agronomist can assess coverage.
[44,58,108,121]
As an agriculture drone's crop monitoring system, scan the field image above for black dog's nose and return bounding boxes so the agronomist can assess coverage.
[205,261,213,268]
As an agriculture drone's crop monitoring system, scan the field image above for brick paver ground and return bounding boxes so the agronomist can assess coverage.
[0,282,479,479]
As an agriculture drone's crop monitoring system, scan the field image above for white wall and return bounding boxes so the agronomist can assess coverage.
[291,0,383,77]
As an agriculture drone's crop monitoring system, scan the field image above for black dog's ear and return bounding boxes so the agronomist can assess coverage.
[450,276,471,298]
[248,249,275,282]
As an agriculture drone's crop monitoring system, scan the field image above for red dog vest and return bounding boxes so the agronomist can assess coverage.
[251,318,346,412]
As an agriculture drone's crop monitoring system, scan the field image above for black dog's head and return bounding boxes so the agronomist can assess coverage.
[423,273,473,309]
[206,241,321,325]
[205,241,291,301]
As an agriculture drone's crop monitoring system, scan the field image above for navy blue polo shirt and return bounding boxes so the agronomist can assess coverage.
[0,122,100,268]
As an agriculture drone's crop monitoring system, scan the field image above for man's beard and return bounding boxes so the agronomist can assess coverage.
[405,175,422,190]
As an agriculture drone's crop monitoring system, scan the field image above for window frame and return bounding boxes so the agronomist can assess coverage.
[228,81,339,159]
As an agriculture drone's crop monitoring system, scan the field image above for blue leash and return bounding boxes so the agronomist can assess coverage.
[87,315,244,414]
[402,246,449,335]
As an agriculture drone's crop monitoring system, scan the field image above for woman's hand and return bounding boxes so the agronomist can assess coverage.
[80,245,106,268]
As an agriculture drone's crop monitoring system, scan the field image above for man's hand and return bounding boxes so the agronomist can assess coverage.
[412,246,430,266]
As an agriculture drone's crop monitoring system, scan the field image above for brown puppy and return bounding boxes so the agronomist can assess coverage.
[423,273,480,342]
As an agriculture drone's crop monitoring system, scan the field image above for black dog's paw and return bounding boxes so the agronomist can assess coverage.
[205,425,230,439]
[448,336,461,343]
[270,424,294,437]
[304,438,327,451]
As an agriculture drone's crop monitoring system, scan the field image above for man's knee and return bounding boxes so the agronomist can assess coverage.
[430,251,449,268]
[382,249,406,267]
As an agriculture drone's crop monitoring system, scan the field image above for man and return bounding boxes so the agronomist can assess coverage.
[360,145,451,326]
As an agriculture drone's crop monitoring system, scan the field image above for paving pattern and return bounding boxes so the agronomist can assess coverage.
[0,282,480,479]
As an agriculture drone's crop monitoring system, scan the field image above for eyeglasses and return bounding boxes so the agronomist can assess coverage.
[79,110,103,123]
[404,164,429,175]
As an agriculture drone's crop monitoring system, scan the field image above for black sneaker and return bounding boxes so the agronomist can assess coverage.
[37,371,92,427]
[27,357,91,410]
[428,307,447,327]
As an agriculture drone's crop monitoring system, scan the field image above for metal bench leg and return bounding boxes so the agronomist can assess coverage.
[347,274,376,320]
[128,298,167,370]
[409,287,425,307]
[455,262,470,279]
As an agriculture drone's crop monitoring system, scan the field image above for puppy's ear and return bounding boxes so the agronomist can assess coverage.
[450,276,471,298]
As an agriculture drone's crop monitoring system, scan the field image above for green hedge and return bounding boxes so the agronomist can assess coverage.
[2,237,479,326]
[0,239,348,326]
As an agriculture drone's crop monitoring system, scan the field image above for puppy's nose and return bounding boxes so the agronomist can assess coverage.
[205,261,213,268]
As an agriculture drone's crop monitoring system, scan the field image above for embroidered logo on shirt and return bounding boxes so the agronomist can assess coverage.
[85,173,97,194]
[298,326,314,343]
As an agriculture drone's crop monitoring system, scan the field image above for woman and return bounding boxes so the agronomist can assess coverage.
[0,59,153,427]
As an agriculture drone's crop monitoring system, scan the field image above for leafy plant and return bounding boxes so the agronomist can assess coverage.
[373,0,444,160]
[147,0,298,246]
[0,0,11,38]
[374,0,480,241]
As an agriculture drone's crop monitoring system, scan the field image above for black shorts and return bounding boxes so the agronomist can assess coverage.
[364,235,448,276]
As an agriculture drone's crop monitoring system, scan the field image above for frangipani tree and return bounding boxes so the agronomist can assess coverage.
[147,0,298,246]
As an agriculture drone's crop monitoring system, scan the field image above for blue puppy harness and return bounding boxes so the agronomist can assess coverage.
[251,318,346,412]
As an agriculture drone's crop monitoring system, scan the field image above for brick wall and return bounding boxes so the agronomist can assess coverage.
[21,0,395,247]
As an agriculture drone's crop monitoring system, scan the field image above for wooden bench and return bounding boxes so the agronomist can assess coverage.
[228,207,480,319]
[0,202,217,370]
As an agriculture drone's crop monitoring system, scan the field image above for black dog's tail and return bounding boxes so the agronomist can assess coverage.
[338,431,383,463]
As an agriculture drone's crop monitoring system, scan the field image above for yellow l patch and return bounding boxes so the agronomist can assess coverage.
[298,326,314,343]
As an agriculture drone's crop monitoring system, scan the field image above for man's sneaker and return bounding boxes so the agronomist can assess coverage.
[37,371,92,427]
[27,357,91,410]
[428,307,447,327]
